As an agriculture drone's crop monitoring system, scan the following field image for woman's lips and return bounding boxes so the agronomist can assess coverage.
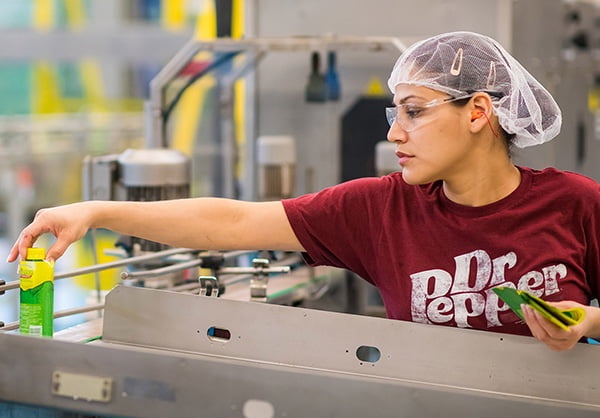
[395,151,413,165]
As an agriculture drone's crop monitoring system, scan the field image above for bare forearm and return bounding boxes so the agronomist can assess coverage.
[8,196,302,262]
[87,198,300,251]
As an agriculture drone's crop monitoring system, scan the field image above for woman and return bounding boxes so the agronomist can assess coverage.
[8,31,600,351]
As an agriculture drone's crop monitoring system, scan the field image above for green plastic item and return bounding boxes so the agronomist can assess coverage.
[19,247,54,337]
[493,286,585,331]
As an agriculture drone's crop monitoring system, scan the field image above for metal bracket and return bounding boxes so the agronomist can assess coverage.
[216,257,291,302]
[198,276,219,297]
[250,258,270,301]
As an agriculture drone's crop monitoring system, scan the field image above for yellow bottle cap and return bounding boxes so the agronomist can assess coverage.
[26,247,46,260]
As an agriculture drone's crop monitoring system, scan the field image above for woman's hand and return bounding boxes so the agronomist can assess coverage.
[6,198,304,263]
[6,202,95,263]
[522,300,600,351]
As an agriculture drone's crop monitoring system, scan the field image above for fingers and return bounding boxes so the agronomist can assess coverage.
[7,227,75,263]
[46,236,72,262]
[6,229,42,263]
[521,305,578,351]
[6,242,19,263]
[6,209,57,262]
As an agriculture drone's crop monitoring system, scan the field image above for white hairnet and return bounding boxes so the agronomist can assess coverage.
[387,31,562,148]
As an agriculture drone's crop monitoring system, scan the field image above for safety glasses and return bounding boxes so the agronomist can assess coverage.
[385,94,474,131]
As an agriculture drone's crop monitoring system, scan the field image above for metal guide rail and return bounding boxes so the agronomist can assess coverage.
[0,248,305,331]
[1,285,600,417]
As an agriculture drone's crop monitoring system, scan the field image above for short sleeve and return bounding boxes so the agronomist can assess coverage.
[282,177,394,282]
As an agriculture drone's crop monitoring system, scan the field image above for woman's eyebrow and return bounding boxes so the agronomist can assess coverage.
[394,95,425,105]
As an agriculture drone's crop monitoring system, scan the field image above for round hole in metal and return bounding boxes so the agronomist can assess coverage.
[355,345,381,363]
[207,326,231,342]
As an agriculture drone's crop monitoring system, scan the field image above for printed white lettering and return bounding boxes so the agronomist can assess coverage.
[543,264,566,295]
[490,252,517,286]
[451,293,485,328]
[450,250,491,293]
[484,285,513,326]
[410,249,570,328]
[426,296,454,324]
[518,271,544,296]
[410,269,452,324]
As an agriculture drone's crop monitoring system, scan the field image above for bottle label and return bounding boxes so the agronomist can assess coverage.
[19,259,54,291]
[20,303,42,335]
[19,258,55,337]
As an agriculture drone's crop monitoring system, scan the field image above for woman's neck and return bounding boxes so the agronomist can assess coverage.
[442,160,521,207]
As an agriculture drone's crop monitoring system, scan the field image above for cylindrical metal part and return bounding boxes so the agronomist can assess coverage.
[257,136,296,200]
[118,148,190,187]
[118,148,191,252]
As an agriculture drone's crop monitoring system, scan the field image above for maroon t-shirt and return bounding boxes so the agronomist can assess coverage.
[282,166,600,336]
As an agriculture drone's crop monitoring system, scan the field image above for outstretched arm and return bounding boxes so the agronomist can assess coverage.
[7,198,304,262]
[522,301,600,351]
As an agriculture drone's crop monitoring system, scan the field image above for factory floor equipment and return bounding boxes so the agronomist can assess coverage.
[2,284,600,418]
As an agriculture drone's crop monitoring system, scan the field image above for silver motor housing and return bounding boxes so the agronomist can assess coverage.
[83,148,190,253]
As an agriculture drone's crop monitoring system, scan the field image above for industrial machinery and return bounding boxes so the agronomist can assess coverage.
[2,285,600,417]
[70,35,404,292]
[0,34,408,415]
[3,3,600,413]
[83,148,191,254]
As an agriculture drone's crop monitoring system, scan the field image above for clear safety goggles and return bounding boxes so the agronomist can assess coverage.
[385,94,474,131]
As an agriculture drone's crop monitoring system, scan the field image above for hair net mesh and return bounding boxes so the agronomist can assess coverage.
[387,31,562,148]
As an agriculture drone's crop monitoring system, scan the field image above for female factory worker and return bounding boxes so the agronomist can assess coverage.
[7,31,600,351]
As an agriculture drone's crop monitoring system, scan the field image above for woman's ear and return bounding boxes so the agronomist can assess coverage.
[471,110,484,121]
[471,92,493,117]
[469,92,500,137]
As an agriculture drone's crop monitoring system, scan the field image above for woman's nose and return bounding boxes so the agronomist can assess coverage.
[387,121,408,143]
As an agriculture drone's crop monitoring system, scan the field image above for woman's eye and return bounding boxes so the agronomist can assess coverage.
[403,107,424,119]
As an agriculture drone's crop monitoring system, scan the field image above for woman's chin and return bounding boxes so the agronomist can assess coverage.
[401,169,430,185]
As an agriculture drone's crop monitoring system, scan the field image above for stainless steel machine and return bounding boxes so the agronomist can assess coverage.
[1,285,599,417]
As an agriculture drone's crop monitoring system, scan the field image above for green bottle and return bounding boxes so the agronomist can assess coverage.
[19,247,54,337]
